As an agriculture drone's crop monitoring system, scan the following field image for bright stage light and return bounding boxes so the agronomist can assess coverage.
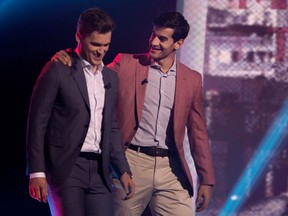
[219,98,288,215]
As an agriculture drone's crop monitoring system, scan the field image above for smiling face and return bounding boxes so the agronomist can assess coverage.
[75,30,111,70]
[149,27,183,63]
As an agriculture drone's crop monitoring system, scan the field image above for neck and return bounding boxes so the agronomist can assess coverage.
[156,55,175,73]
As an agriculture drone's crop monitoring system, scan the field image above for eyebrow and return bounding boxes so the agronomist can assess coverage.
[155,35,168,41]
[151,32,168,40]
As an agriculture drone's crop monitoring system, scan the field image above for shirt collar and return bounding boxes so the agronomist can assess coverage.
[150,57,177,74]
[78,55,104,73]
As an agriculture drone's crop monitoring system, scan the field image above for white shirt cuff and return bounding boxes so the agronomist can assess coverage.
[30,172,46,179]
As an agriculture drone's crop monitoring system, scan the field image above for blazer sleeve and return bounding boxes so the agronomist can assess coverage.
[187,74,215,185]
[26,62,62,174]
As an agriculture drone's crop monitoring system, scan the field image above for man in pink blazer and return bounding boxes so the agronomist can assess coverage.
[52,10,215,216]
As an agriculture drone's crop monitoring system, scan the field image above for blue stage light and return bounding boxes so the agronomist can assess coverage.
[219,98,288,216]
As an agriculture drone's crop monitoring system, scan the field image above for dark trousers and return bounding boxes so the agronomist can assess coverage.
[48,153,112,216]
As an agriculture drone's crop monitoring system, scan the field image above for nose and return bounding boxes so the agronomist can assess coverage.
[150,36,159,46]
[95,47,107,57]
[97,47,105,54]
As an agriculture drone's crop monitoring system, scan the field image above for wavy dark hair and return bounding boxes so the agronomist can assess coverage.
[152,11,190,41]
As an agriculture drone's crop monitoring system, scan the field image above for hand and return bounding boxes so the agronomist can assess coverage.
[51,49,72,67]
[29,177,48,203]
[120,172,135,200]
[195,184,212,212]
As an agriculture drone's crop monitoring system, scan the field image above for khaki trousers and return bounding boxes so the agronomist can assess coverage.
[112,148,194,216]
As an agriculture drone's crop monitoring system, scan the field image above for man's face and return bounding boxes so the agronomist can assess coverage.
[76,31,111,68]
[149,27,180,61]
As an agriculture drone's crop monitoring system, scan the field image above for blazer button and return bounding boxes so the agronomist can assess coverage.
[124,142,129,147]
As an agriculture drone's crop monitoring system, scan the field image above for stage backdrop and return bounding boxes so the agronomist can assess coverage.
[1,0,287,216]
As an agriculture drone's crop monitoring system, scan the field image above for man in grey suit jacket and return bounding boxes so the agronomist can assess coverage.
[52,10,215,216]
[26,8,134,216]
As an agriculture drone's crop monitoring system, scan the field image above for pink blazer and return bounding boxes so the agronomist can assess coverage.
[108,53,215,194]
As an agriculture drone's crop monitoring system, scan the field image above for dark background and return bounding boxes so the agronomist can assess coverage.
[0,0,176,215]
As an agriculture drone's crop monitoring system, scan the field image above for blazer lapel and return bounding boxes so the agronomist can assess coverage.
[102,67,111,111]
[173,62,188,142]
[135,56,150,123]
[71,59,90,109]
[102,67,111,91]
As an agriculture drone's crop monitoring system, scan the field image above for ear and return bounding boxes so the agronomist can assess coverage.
[174,39,184,50]
[75,32,81,43]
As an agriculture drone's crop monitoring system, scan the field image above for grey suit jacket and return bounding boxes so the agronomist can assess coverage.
[26,54,130,190]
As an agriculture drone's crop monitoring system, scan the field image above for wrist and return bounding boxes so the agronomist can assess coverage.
[122,172,133,179]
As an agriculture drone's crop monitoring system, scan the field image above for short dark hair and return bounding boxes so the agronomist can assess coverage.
[152,11,190,41]
[77,7,115,37]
